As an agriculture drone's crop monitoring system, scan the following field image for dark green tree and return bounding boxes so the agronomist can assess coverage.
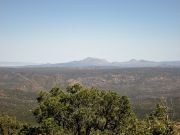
[0,114,22,135]
[33,84,136,135]
[144,98,177,135]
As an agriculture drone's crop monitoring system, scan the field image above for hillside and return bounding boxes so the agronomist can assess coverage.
[0,67,180,123]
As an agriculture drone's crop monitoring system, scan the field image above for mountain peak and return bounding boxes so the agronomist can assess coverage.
[129,59,137,62]
[80,57,109,66]
[82,57,108,62]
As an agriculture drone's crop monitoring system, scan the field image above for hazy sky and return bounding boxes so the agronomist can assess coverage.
[0,0,180,63]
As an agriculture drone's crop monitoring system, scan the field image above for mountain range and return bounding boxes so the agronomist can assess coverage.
[28,57,180,68]
[1,57,180,68]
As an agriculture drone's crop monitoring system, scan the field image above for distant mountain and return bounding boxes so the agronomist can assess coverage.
[27,57,180,68]
[1,58,180,68]
[28,57,111,68]
[114,59,180,67]
[58,57,110,67]
[112,59,159,67]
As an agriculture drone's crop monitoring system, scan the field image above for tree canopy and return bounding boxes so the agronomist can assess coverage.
[33,84,137,135]
[0,84,178,135]
[0,114,22,135]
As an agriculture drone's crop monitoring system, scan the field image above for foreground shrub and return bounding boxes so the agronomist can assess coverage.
[0,114,22,135]
[34,84,137,135]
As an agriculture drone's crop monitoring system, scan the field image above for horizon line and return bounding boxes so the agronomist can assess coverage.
[1,57,180,65]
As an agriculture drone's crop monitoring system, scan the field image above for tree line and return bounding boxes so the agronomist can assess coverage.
[0,84,178,135]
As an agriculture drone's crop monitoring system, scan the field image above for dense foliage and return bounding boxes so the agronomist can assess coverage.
[0,84,178,134]
[0,114,22,135]
[33,84,138,135]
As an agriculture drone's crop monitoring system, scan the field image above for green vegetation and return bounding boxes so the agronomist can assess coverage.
[0,84,178,135]
[33,84,137,135]
[0,67,180,122]
[0,89,37,124]
[0,114,22,135]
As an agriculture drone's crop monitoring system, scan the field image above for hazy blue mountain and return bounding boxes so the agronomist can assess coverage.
[112,59,159,67]
[113,59,180,67]
[56,57,110,67]
[27,57,111,68]
[1,58,180,68]
[27,58,180,68]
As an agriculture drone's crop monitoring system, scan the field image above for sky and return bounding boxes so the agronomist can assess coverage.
[0,0,180,63]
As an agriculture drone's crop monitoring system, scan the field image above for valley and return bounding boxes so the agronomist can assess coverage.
[0,67,180,123]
